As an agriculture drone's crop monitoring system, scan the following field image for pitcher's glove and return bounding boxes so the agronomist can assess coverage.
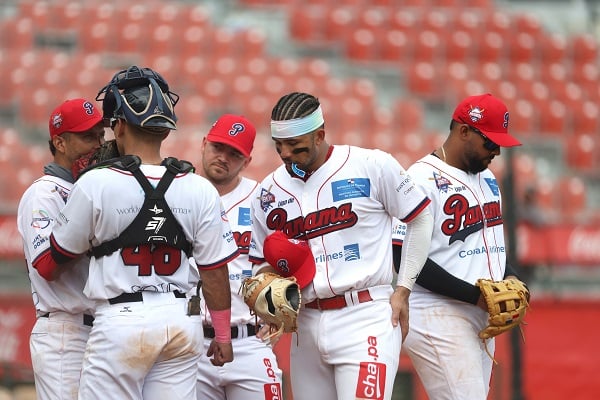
[241,272,301,344]
[72,139,121,180]
[476,278,530,340]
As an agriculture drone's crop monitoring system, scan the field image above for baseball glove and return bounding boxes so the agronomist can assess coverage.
[72,139,121,180]
[241,272,301,344]
[476,278,530,362]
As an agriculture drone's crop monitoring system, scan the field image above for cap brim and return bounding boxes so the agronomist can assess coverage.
[207,136,251,158]
[482,130,522,147]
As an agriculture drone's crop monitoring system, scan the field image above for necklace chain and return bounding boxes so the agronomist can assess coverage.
[441,146,447,162]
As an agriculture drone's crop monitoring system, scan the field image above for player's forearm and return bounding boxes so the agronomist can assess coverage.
[397,209,433,290]
[200,265,232,310]
[416,259,481,305]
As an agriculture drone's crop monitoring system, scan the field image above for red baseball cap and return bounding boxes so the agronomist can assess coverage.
[263,231,316,289]
[452,93,521,147]
[206,114,256,158]
[49,98,103,139]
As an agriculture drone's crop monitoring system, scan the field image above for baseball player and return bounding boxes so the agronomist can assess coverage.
[45,66,237,400]
[395,93,523,399]
[194,114,283,400]
[16,98,105,399]
[248,91,434,400]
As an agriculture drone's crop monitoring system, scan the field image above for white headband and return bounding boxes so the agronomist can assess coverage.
[271,106,324,139]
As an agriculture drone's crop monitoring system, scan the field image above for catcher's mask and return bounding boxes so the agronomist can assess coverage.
[96,65,179,132]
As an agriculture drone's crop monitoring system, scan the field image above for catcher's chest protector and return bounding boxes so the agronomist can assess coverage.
[91,156,194,258]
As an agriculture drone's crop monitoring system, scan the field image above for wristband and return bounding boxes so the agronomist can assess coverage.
[208,308,231,343]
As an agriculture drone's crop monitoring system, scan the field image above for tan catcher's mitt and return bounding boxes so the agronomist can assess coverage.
[241,272,301,344]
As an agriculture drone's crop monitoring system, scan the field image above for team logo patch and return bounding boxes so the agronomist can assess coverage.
[31,210,52,229]
[51,113,63,129]
[237,207,251,226]
[468,104,485,122]
[433,171,451,193]
[229,122,245,136]
[484,177,500,196]
[356,361,386,400]
[52,185,69,204]
[331,178,370,201]
[343,243,360,261]
[259,187,276,212]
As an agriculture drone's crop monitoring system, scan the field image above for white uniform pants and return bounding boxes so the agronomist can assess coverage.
[196,333,282,400]
[79,293,202,400]
[403,299,495,400]
[291,295,401,400]
[30,312,92,400]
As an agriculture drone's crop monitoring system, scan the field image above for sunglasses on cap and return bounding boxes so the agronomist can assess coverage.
[459,119,500,151]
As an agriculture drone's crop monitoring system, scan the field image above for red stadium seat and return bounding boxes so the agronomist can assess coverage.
[570,33,599,65]
[571,100,600,135]
[380,30,412,62]
[477,31,507,64]
[538,99,569,136]
[0,17,35,50]
[324,6,355,41]
[482,10,512,36]
[539,33,568,64]
[389,9,419,33]
[505,99,537,137]
[239,28,268,59]
[345,28,377,61]
[565,133,597,172]
[289,6,324,43]
[412,30,443,64]
[557,176,588,223]
[445,30,476,63]
[405,62,442,101]
[508,32,537,64]
[392,98,425,133]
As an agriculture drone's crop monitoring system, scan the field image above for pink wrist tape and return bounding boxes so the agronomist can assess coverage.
[208,308,231,343]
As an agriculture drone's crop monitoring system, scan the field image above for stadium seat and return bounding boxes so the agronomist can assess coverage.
[482,10,512,36]
[565,133,597,172]
[17,1,49,29]
[239,28,268,60]
[392,98,425,133]
[477,31,506,64]
[380,30,412,62]
[538,99,569,136]
[508,32,537,64]
[404,62,442,101]
[179,25,210,59]
[345,28,377,61]
[0,17,35,50]
[389,9,419,33]
[289,5,324,42]
[412,30,443,64]
[539,33,568,64]
[324,6,355,41]
[445,30,476,63]
[504,99,537,137]
[570,33,599,65]
[557,176,588,223]
[571,100,599,135]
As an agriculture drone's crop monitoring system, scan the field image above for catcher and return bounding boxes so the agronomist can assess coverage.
[240,231,309,345]
[393,94,531,399]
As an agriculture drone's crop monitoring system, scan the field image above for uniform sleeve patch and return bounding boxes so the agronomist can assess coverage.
[332,178,370,201]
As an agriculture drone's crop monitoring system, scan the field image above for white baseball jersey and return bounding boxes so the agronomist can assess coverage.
[17,174,94,314]
[196,176,283,400]
[51,164,239,301]
[249,145,430,302]
[17,171,94,400]
[394,153,507,296]
[398,153,506,399]
[200,176,258,325]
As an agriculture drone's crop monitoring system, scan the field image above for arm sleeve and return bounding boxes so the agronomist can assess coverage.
[394,243,481,304]
[396,208,433,290]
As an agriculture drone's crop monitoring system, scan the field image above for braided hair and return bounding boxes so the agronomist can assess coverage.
[271,92,322,122]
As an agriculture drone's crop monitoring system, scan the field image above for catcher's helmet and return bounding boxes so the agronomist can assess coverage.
[96,66,179,132]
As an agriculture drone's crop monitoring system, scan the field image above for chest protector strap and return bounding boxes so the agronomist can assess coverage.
[91,156,194,258]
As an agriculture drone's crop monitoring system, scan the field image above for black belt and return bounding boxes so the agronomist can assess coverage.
[203,324,257,339]
[108,290,187,305]
[40,313,94,327]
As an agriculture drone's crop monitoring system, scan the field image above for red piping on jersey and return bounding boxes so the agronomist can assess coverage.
[401,197,431,223]
[197,248,240,271]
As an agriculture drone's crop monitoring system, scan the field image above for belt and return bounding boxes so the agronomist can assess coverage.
[40,313,94,327]
[305,289,373,311]
[108,290,187,305]
[203,324,257,339]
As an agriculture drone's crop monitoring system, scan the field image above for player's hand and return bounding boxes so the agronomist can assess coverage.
[257,324,280,346]
[206,340,234,366]
[390,286,410,343]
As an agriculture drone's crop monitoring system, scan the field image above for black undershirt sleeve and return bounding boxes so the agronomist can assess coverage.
[393,245,480,305]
